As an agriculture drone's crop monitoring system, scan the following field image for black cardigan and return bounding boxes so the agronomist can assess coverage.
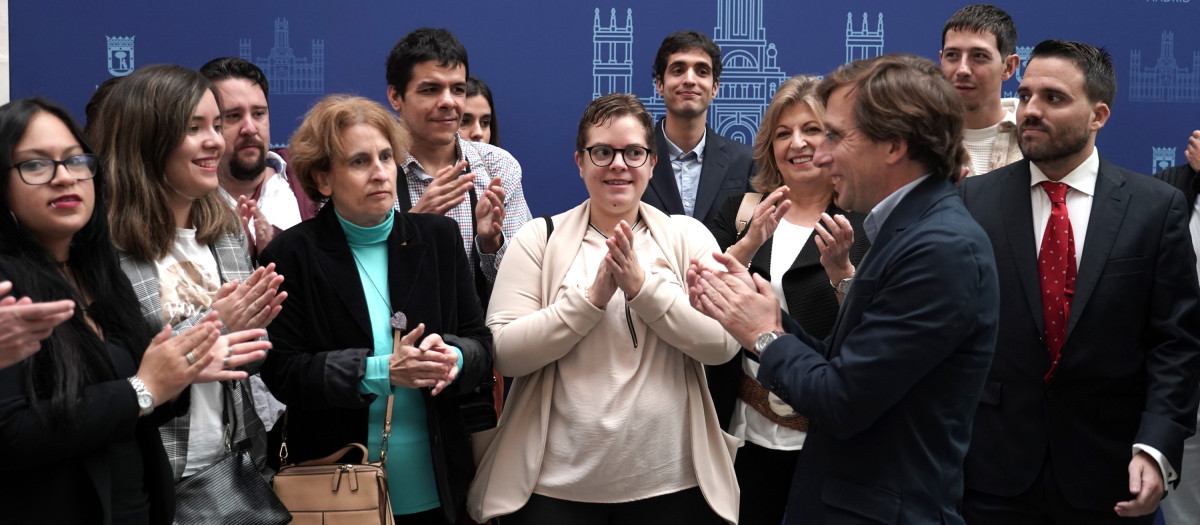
[259,206,492,523]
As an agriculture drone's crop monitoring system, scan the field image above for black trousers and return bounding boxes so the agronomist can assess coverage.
[500,487,723,525]
[735,441,800,525]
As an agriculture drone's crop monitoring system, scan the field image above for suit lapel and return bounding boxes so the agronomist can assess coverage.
[386,214,426,322]
[998,162,1045,336]
[648,120,685,214]
[1065,158,1128,341]
[313,206,372,340]
[693,126,729,222]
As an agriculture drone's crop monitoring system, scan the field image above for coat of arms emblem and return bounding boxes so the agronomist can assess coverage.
[106,36,135,76]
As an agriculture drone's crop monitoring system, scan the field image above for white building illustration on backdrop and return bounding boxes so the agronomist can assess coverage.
[239,18,324,95]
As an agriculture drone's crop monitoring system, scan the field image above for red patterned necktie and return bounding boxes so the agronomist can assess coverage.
[1038,181,1076,382]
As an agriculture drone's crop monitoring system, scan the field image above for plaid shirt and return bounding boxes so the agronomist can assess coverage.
[118,231,267,481]
[395,135,532,281]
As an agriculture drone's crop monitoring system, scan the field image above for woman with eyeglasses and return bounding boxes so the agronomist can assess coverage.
[94,65,287,518]
[0,97,269,524]
[467,93,739,524]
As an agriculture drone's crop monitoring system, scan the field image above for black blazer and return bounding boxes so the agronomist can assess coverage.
[643,121,755,229]
[259,206,492,523]
[0,260,176,525]
[707,193,870,429]
[1153,163,1199,210]
[960,157,1200,510]
[756,177,1000,524]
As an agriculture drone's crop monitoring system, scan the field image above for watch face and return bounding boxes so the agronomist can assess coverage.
[756,331,779,352]
[138,392,154,409]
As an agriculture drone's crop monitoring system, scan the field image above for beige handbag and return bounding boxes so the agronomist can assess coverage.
[272,396,395,525]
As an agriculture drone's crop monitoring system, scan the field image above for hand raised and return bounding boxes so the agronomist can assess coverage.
[237,196,275,255]
[605,220,645,299]
[193,328,271,383]
[814,213,856,285]
[410,161,474,215]
[212,263,287,333]
[476,176,506,254]
[0,281,75,369]
[136,314,221,407]
[419,333,460,396]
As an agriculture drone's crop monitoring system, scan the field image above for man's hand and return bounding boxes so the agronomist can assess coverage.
[237,196,275,255]
[687,252,782,350]
[476,175,506,254]
[1186,130,1199,172]
[1114,451,1164,517]
[410,161,474,215]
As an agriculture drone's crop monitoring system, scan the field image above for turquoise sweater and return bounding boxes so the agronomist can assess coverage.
[339,210,460,515]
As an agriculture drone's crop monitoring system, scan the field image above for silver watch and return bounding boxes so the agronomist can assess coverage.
[832,276,854,294]
[127,376,154,416]
[755,330,785,355]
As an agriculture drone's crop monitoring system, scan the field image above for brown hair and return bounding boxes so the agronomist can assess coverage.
[750,75,825,193]
[575,93,655,153]
[288,94,411,204]
[817,54,965,181]
[100,64,238,261]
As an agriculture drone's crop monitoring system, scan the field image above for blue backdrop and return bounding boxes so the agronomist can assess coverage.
[9,0,1199,217]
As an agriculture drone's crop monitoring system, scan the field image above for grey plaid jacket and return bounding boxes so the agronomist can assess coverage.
[118,231,268,481]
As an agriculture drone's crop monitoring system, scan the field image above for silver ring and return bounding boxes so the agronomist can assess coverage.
[223,356,231,369]
[185,351,197,365]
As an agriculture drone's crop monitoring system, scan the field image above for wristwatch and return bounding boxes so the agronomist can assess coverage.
[754,330,785,355]
[127,376,154,416]
[832,276,854,294]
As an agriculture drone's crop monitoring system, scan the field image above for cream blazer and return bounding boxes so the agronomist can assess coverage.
[467,201,741,523]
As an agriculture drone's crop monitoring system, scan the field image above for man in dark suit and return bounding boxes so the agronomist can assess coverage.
[960,41,1200,524]
[689,54,999,524]
[642,30,755,228]
[1155,131,1200,525]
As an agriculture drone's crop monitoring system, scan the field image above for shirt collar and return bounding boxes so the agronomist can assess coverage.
[661,120,707,163]
[403,133,468,181]
[1029,147,1099,197]
[864,174,931,244]
[265,150,288,182]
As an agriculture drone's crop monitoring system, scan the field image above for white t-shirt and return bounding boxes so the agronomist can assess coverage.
[964,123,1001,177]
[153,228,225,477]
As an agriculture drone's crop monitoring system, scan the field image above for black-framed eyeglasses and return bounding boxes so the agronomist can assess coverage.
[823,126,858,147]
[9,154,98,185]
[583,145,652,168]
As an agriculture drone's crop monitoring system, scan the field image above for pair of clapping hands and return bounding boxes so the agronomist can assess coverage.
[411,161,508,254]
[390,323,459,396]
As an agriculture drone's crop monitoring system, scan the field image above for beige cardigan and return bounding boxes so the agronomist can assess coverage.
[467,201,741,523]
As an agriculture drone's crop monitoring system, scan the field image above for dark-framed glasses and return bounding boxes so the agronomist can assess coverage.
[584,145,651,168]
[10,154,98,185]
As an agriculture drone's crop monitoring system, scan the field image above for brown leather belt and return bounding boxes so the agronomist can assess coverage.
[738,373,809,432]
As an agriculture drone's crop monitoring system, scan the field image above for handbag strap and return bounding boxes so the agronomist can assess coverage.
[380,395,394,463]
[220,382,236,453]
[735,192,764,236]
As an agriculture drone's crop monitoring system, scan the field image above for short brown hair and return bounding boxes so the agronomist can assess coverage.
[751,75,824,193]
[817,54,965,181]
[575,93,655,153]
[288,95,411,204]
[100,64,238,261]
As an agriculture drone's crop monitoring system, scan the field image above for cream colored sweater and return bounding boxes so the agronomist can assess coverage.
[467,201,741,523]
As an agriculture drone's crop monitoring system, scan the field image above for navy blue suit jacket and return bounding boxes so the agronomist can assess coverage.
[960,157,1200,510]
[756,176,1000,524]
[643,121,755,229]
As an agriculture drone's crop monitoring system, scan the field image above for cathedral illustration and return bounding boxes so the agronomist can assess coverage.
[1129,31,1200,103]
[845,13,884,64]
[239,18,324,95]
